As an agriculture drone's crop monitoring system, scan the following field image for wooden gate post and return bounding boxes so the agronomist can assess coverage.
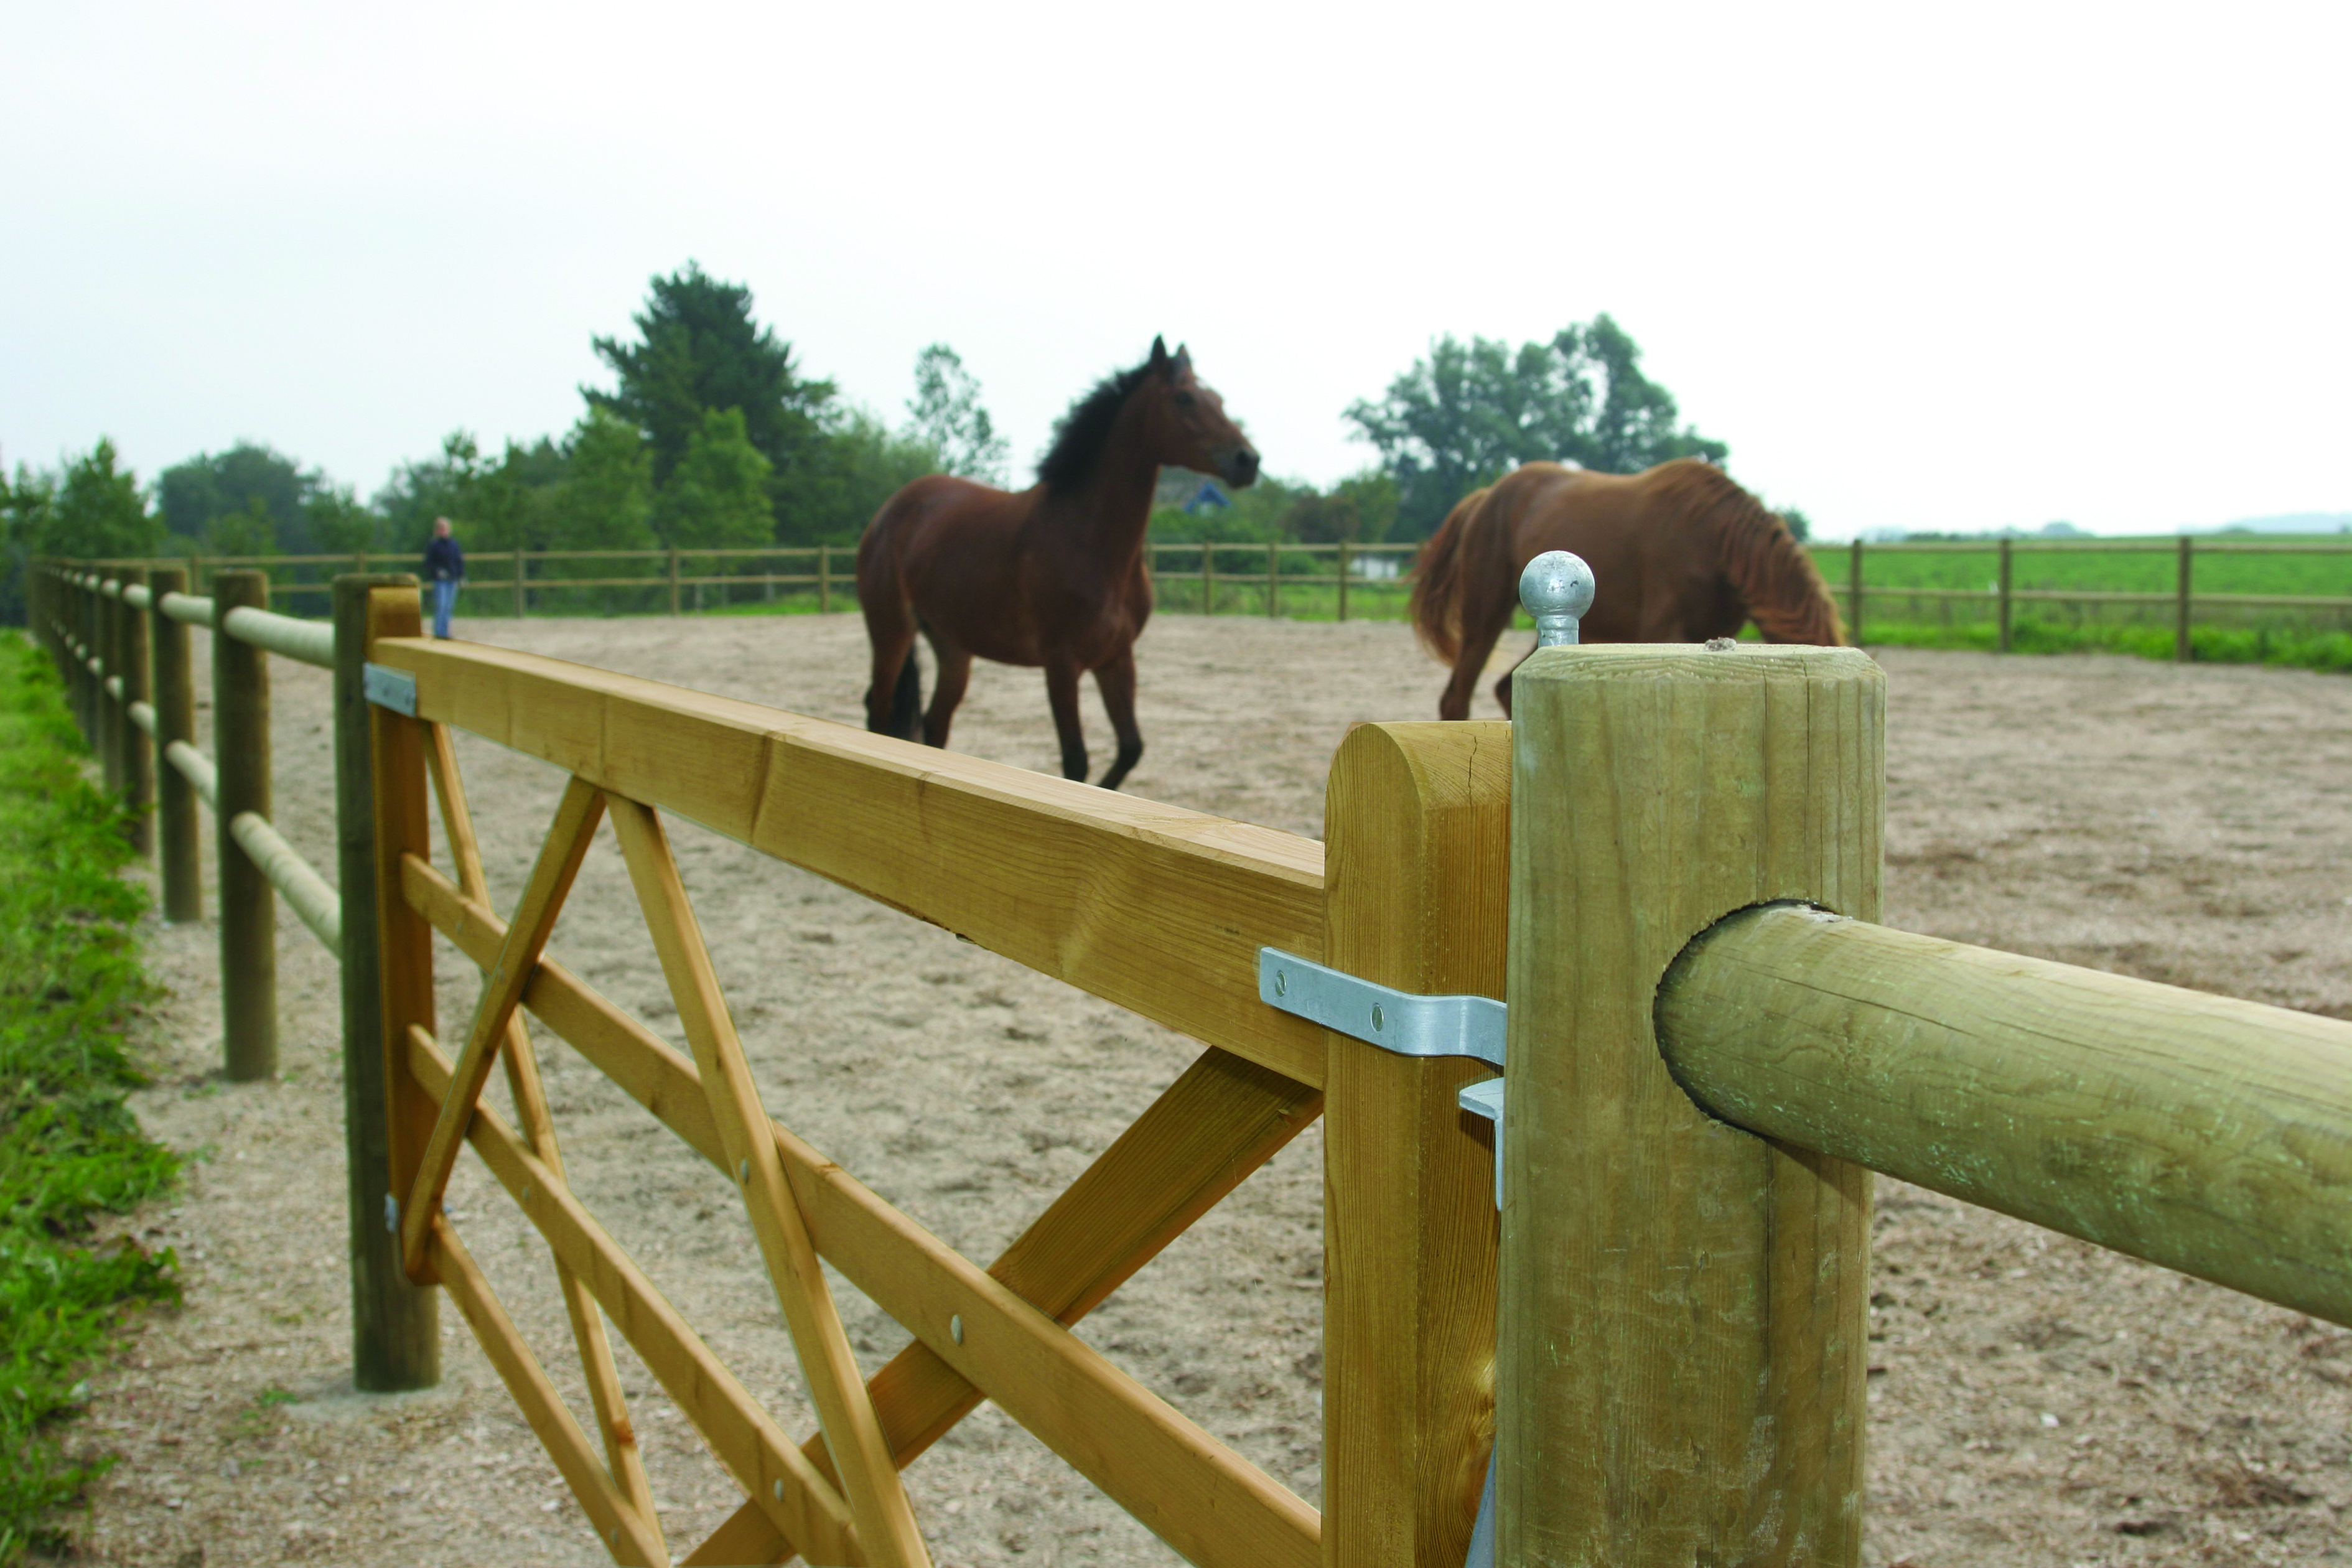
[335,576,441,1389]
[2175,535,2194,662]
[213,570,278,1081]
[1997,537,2015,653]
[118,567,154,854]
[1322,722,1508,1568]
[1500,643,1883,1566]
[148,566,203,922]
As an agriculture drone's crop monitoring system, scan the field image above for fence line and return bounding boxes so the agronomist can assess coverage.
[1835,533,2352,656]
[27,558,2352,1566]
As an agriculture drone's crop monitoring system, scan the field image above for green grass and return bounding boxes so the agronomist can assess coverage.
[1809,537,2352,598]
[0,632,179,1564]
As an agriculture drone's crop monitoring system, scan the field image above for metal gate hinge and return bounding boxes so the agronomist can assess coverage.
[1256,948,1505,1067]
[364,662,418,716]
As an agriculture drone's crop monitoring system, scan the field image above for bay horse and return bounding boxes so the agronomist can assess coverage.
[1412,458,1846,719]
[858,337,1258,788]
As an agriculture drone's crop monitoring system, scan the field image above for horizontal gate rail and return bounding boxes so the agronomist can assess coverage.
[368,634,1332,1086]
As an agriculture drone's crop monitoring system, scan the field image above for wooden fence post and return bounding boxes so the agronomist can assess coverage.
[818,544,831,614]
[118,567,154,854]
[1203,541,1216,615]
[96,578,127,794]
[1338,542,1351,623]
[1268,542,1280,618]
[335,576,441,1389]
[513,550,526,620]
[2176,535,2193,662]
[668,547,681,615]
[1321,722,1508,1568]
[1847,537,1864,645]
[213,570,277,1081]
[1997,537,2014,653]
[148,566,203,922]
[1500,643,1882,1566]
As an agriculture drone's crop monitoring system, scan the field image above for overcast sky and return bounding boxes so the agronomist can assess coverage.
[5,1,2345,540]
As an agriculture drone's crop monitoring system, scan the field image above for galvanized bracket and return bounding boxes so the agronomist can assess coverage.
[363,662,418,716]
[1256,948,1505,1068]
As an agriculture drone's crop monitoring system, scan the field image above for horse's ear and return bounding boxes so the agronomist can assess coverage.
[1174,343,1192,376]
[1149,335,1169,370]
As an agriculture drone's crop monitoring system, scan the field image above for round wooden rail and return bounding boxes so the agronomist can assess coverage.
[1656,902,2352,1326]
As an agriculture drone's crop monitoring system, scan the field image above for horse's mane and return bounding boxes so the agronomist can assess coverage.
[1649,460,1847,645]
[1037,352,1157,492]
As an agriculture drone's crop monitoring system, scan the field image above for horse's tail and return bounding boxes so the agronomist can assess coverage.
[1410,485,1493,663]
[884,640,923,740]
[1678,464,1847,645]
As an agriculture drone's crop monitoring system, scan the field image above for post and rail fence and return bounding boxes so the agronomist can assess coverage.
[28,552,2352,1566]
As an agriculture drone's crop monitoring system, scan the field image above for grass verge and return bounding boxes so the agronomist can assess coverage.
[0,631,179,1563]
[1855,618,2352,673]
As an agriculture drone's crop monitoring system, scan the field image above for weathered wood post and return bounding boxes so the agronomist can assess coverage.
[148,566,203,922]
[1321,722,1508,1568]
[1268,541,1281,618]
[2175,534,2193,662]
[1338,542,1351,623]
[118,567,154,854]
[512,549,526,620]
[818,543,831,614]
[668,546,681,615]
[1847,537,1864,645]
[212,570,277,1081]
[1500,630,1882,1563]
[95,577,127,794]
[1203,541,1216,615]
[335,576,441,1389]
[1997,536,2015,653]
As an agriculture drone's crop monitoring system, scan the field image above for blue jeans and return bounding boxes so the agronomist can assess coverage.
[432,578,459,638]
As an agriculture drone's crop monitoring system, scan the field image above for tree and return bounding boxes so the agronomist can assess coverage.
[373,431,490,552]
[158,443,324,553]
[1345,315,1727,538]
[655,407,774,551]
[52,440,163,559]
[585,263,835,518]
[553,409,657,553]
[904,344,1008,484]
[203,495,277,557]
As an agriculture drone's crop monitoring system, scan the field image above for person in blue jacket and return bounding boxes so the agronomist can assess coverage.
[423,516,465,638]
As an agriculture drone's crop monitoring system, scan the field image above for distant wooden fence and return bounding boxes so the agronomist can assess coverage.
[1832,534,2352,657]
[85,541,1426,622]
[31,559,2352,1566]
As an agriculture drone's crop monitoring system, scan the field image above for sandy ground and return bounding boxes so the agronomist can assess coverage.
[41,610,2352,1568]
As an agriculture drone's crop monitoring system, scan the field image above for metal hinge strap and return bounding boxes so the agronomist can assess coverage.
[1256,948,1505,1067]
[364,662,418,716]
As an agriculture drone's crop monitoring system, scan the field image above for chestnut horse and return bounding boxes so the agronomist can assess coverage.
[859,337,1258,788]
[1412,458,1846,719]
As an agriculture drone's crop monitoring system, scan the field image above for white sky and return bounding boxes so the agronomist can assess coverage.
[4,1,2346,540]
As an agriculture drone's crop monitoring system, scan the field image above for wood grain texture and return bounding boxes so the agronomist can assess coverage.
[1501,644,1882,1567]
[402,851,1318,1568]
[1320,723,1508,1568]
[426,729,658,1534]
[1659,903,2352,1327]
[427,1216,669,1567]
[371,635,1328,1086]
[608,795,933,1568]
[399,775,603,1281]
[116,567,152,854]
[406,1026,861,1565]
[340,578,439,1389]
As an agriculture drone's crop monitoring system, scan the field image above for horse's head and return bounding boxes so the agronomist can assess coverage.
[1140,336,1259,489]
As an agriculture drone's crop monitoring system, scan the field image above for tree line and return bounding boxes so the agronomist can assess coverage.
[2,261,1801,623]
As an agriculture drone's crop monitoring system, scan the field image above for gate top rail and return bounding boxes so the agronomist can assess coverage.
[370,634,1333,1086]
[1658,901,2352,1326]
